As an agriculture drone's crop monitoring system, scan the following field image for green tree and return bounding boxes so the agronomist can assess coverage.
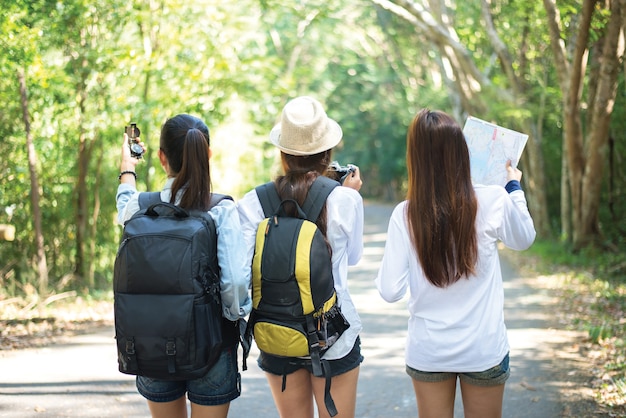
[369,0,553,237]
[43,0,129,288]
[0,0,51,299]
[544,0,624,250]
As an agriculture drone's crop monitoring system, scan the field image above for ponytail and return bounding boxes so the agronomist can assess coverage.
[170,128,212,211]
[160,114,212,211]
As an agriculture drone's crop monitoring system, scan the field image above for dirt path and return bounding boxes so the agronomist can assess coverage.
[0,203,601,417]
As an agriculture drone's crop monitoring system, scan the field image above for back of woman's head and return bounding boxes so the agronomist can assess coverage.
[275,150,332,235]
[406,109,478,287]
[160,114,212,211]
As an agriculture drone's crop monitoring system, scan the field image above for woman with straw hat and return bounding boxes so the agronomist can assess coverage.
[238,96,364,418]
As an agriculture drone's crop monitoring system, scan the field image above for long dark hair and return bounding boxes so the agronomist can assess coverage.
[275,150,332,235]
[160,114,212,211]
[406,109,478,287]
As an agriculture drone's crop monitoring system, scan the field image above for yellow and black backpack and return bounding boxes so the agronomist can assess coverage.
[247,175,350,416]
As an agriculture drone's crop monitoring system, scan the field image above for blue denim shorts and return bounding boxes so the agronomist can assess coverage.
[406,353,510,387]
[136,345,241,406]
[258,337,364,377]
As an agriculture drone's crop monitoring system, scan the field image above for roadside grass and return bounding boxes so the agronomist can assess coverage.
[510,239,626,414]
[0,288,113,350]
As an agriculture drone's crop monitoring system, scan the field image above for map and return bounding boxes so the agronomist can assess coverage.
[462,116,529,187]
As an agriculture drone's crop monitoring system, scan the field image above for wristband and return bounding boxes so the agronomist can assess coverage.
[118,170,137,181]
[505,180,522,193]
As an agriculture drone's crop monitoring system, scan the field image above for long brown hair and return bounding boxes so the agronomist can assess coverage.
[274,150,332,234]
[160,114,213,211]
[406,109,478,287]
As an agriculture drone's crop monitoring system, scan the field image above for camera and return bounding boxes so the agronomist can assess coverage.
[125,123,143,159]
[326,161,356,185]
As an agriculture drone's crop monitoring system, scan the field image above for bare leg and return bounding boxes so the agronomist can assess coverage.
[312,366,360,418]
[190,402,230,418]
[147,397,187,418]
[459,380,505,418]
[265,369,315,418]
[411,377,457,418]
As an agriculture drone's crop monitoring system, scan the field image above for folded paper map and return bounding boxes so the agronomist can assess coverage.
[462,116,529,187]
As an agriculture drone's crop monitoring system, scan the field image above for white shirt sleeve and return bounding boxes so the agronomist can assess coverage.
[116,183,140,225]
[209,199,252,321]
[326,186,364,267]
[375,201,411,303]
[498,189,536,250]
[236,189,266,276]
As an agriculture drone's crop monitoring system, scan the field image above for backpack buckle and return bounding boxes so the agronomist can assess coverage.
[125,340,135,355]
[166,340,177,356]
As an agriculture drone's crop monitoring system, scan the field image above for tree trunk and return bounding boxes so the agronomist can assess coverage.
[561,140,571,240]
[89,133,103,286]
[76,125,89,285]
[519,119,550,237]
[565,1,594,248]
[371,0,491,115]
[373,0,551,235]
[578,0,623,248]
[75,49,93,287]
[545,0,624,249]
[17,67,49,300]
[543,0,595,246]
[137,0,163,190]
[481,0,551,237]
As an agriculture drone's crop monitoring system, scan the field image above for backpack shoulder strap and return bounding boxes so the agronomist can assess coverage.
[140,191,232,214]
[209,193,233,209]
[255,182,282,218]
[138,191,162,210]
[188,193,233,221]
[301,176,340,222]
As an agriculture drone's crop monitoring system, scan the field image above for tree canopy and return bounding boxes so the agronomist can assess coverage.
[1,0,625,298]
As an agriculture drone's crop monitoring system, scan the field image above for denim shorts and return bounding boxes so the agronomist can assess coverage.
[406,353,510,387]
[136,345,241,406]
[258,337,364,378]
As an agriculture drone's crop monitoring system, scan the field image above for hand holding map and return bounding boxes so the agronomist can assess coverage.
[462,116,529,187]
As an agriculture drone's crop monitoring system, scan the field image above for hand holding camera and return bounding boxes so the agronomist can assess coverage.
[327,161,362,191]
[125,123,144,159]
[327,161,355,184]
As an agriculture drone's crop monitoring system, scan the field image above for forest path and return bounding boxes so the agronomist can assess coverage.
[0,202,598,417]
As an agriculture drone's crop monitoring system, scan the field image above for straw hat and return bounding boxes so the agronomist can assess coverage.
[269,96,343,156]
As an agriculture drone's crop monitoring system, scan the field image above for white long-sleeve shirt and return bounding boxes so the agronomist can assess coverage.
[116,178,251,322]
[237,185,364,360]
[376,184,536,372]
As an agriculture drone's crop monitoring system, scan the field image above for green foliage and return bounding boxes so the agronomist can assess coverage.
[1,0,625,300]
[0,0,268,293]
[527,240,626,274]
[601,69,626,245]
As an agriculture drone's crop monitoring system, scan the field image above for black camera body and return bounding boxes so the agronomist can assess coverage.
[125,123,143,159]
[327,161,356,185]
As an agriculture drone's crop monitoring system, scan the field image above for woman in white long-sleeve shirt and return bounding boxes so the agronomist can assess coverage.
[116,114,251,418]
[376,109,536,418]
[238,96,364,418]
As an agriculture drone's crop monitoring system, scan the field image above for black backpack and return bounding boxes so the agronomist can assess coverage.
[247,176,350,417]
[113,191,231,381]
